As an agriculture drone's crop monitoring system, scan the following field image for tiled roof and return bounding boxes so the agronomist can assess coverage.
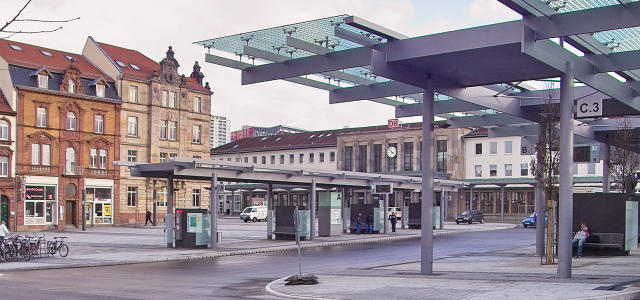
[0,88,15,115]
[96,42,209,92]
[211,122,438,154]
[0,39,112,81]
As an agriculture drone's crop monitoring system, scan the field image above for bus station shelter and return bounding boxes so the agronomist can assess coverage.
[194,0,640,278]
[118,158,464,248]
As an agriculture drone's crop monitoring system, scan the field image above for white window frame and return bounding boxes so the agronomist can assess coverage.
[96,84,105,98]
[129,85,138,103]
[169,121,177,141]
[127,187,137,207]
[490,165,497,177]
[160,121,168,140]
[489,142,497,155]
[192,189,201,207]
[65,147,76,175]
[157,187,167,207]
[99,149,107,169]
[90,148,98,168]
[475,165,482,177]
[194,96,201,113]
[66,112,76,131]
[0,120,8,140]
[521,163,528,176]
[36,107,47,128]
[505,141,512,154]
[32,144,40,165]
[42,144,51,166]
[37,74,48,89]
[0,156,8,177]
[162,91,169,107]
[128,116,138,137]
[127,150,137,162]
[159,152,168,163]
[505,164,512,177]
[69,79,76,93]
[94,114,104,134]
[192,125,201,144]
[170,92,177,108]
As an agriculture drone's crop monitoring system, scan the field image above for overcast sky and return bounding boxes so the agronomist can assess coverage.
[0,0,520,132]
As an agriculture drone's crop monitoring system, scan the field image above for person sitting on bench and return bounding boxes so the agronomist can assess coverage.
[572,222,589,258]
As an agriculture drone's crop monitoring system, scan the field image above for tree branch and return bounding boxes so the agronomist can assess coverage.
[2,27,63,35]
[14,17,81,23]
[0,0,32,32]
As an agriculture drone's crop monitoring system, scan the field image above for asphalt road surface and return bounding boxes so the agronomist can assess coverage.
[0,228,535,300]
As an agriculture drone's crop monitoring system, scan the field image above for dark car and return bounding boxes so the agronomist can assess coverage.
[455,210,484,224]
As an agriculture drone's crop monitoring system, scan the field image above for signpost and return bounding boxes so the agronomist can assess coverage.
[576,98,602,118]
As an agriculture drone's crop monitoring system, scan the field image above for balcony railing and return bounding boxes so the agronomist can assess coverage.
[31,165,52,172]
[89,168,108,175]
[63,165,83,176]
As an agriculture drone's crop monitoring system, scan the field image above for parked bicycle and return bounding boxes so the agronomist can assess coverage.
[48,236,69,257]
[26,233,46,257]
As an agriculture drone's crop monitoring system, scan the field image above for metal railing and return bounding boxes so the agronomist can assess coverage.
[63,165,83,176]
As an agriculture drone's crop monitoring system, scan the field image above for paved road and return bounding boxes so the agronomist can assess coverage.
[0,228,535,300]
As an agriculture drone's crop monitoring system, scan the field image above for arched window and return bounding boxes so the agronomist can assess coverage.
[69,79,76,93]
[65,183,77,196]
[0,120,8,140]
[66,112,76,131]
[65,147,76,175]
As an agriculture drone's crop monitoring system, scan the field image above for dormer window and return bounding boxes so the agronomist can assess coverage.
[96,84,105,97]
[69,79,76,93]
[9,44,22,51]
[40,50,53,57]
[38,74,49,89]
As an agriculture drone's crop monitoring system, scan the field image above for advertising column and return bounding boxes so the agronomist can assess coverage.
[318,191,342,237]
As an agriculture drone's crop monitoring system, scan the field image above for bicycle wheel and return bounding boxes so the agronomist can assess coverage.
[59,244,68,258]
[30,243,38,256]
[6,244,17,261]
[20,246,31,261]
[48,242,56,255]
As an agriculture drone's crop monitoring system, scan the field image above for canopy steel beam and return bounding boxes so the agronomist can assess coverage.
[329,81,422,104]
[498,0,557,17]
[522,27,640,112]
[286,36,333,56]
[379,22,523,63]
[344,16,408,41]
[583,50,640,73]
[334,26,381,48]
[396,100,486,118]
[447,114,530,128]
[488,124,539,137]
[241,46,372,85]
[525,1,640,40]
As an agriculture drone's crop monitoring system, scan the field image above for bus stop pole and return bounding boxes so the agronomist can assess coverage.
[153,189,157,226]
[310,179,316,241]
[558,61,575,279]
[420,78,435,275]
[82,189,86,231]
[267,182,273,240]
[211,173,218,250]
[166,176,173,248]
[383,192,389,234]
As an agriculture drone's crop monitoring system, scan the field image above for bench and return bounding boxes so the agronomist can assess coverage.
[273,226,305,241]
[583,233,625,250]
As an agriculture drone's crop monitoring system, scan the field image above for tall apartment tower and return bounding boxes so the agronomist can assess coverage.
[83,37,213,225]
[210,115,230,148]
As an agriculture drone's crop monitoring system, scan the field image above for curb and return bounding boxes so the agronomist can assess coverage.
[265,277,336,300]
[0,225,515,272]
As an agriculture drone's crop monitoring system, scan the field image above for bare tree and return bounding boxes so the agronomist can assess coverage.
[530,81,560,265]
[1,0,80,39]
[605,117,640,193]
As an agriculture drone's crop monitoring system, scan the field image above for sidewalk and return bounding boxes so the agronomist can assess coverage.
[267,247,640,300]
[0,220,510,272]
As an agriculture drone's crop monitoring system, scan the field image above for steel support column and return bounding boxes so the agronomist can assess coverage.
[421,78,435,275]
[558,61,575,279]
[384,193,389,234]
[535,183,545,256]
[440,188,445,230]
[603,143,610,193]
[153,189,157,227]
[231,190,235,215]
[469,186,474,210]
[501,185,505,221]
[211,174,218,249]
[166,176,174,248]
[310,179,316,241]
[267,183,273,240]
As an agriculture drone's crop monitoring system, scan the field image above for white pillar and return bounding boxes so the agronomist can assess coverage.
[558,61,574,279]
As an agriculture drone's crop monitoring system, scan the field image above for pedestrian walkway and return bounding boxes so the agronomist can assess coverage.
[0,220,509,272]
[266,246,640,300]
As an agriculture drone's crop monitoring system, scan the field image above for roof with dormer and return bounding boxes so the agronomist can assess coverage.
[0,39,113,81]
[95,41,210,92]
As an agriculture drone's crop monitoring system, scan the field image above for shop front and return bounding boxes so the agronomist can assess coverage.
[23,176,58,227]
[84,179,114,225]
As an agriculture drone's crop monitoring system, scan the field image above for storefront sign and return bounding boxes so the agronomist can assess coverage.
[104,204,111,217]
[25,186,44,200]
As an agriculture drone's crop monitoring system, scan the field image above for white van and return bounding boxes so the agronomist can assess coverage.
[388,207,402,220]
[240,206,268,222]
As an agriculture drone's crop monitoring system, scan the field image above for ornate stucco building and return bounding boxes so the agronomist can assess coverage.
[83,38,213,225]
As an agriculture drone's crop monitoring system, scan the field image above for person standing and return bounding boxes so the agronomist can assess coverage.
[145,209,154,226]
[572,222,589,258]
[532,211,538,227]
[389,212,398,233]
[356,212,362,235]
[365,212,374,234]
[0,221,9,243]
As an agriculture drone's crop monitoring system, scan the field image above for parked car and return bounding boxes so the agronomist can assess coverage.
[240,206,268,222]
[522,212,548,228]
[455,210,484,224]
[388,207,402,220]
[522,213,537,228]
